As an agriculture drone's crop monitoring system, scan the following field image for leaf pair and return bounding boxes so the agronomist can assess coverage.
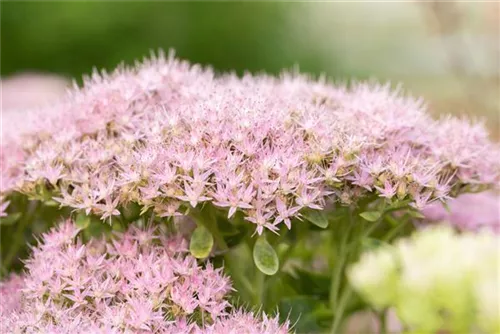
[189,222,280,276]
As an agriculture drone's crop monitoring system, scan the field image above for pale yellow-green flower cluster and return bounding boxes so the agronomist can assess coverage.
[349,226,499,334]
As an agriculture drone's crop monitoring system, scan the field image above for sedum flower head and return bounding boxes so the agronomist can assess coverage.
[2,51,499,233]
[349,226,500,334]
[1,220,289,333]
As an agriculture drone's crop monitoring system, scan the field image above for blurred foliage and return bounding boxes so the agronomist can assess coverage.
[2,2,498,136]
[1,2,336,79]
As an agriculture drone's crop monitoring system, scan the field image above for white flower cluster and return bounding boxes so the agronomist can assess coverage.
[349,226,499,333]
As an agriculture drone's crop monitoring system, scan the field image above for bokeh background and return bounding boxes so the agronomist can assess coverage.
[2,1,499,137]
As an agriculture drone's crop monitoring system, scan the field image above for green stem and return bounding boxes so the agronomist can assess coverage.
[254,269,265,306]
[192,205,228,250]
[330,207,379,333]
[279,242,295,269]
[329,252,345,309]
[329,222,350,311]
[362,216,383,238]
[191,205,258,305]
[379,310,387,334]
[330,286,353,334]
[382,216,409,242]
[223,247,255,302]
[329,209,354,329]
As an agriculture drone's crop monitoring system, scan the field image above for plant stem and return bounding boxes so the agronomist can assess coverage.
[329,251,345,308]
[379,310,387,334]
[279,242,295,269]
[361,216,383,239]
[254,269,265,306]
[223,246,255,303]
[382,216,409,242]
[331,206,380,333]
[330,286,353,334]
[192,205,228,250]
[329,209,354,331]
[192,205,259,305]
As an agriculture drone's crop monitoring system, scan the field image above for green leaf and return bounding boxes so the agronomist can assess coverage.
[303,210,329,228]
[253,236,279,275]
[359,211,381,222]
[189,225,214,259]
[43,200,59,207]
[75,212,91,229]
[0,212,22,226]
[408,210,425,219]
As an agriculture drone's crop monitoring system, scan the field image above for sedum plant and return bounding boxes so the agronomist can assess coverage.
[1,51,499,333]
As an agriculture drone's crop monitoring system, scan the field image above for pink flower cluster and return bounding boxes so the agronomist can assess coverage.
[1,221,289,333]
[1,51,499,233]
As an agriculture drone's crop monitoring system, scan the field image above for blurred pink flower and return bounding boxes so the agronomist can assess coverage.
[1,73,68,110]
[423,191,500,233]
[343,309,402,334]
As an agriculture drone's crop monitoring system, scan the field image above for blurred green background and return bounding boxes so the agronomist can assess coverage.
[2,1,498,136]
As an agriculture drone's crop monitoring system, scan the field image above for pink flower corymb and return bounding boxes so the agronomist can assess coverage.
[1,51,499,234]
